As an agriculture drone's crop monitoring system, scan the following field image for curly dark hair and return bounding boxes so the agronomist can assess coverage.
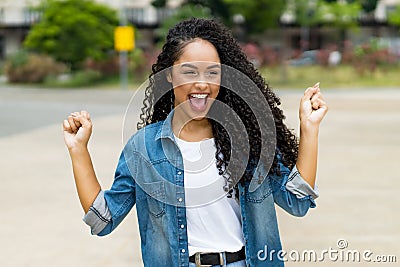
[137,18,298,194]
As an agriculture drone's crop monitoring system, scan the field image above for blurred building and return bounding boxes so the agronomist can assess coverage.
[0,0,183,60]
[0,0,41,59]
[0,0,399,60]
[375,0,400,22]
[278,0,400,52]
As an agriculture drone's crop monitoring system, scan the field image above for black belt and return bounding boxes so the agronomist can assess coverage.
[189,246,245,266]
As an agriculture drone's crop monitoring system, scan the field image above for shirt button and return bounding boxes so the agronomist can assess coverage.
[180,224,185,229]
[181,249,186,253]
[177,171,182,175]
[178,198,183,202]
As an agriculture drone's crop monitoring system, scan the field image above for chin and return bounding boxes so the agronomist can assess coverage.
[191,115,208,121]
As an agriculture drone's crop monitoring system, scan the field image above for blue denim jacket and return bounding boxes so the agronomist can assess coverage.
[83,115,319,267]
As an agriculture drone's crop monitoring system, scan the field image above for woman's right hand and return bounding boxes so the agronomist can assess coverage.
[63,110,92,151]
[63,111,101,213]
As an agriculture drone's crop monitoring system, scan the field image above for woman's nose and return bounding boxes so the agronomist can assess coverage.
[194,81,208,90]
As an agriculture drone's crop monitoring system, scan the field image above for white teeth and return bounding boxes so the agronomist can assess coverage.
[190,94,208,99]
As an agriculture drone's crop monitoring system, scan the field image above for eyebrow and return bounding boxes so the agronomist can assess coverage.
[180,63,221,69]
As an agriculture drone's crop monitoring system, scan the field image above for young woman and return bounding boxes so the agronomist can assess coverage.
[63,18,327,267]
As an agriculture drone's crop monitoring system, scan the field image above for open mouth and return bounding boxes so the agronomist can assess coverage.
[188,93,209,112]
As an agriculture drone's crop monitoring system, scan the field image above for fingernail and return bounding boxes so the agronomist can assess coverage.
[314,82,320,87]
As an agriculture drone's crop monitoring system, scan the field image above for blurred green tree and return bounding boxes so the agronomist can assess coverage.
[359,0,378,13]
[315,0,361,49]
[220,0,287,33]
[185,0,231,25]
[24,0,118,70]
[151,0,167,8]
[156,3,212,45]
[315,1,361,28]
[388,5,400,27]
[170,0,286,34]
[292,0,320,51]
[294,0,320,27]
[289,0,362,50]
[320,0,377,15]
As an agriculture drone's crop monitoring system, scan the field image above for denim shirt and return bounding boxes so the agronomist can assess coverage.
[83,115,319,267]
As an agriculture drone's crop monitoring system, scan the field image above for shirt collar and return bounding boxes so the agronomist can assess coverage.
[155,110,175,141]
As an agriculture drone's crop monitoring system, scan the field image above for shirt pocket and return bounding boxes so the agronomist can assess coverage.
[246,175,272,203]
[142,181,166,218]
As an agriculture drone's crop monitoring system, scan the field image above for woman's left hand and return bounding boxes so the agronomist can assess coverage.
[299,82,328,129]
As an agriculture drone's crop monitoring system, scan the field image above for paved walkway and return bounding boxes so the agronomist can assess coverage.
[0,85,399,266]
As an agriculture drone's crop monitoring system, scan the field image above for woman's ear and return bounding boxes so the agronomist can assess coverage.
[166,72,172,83]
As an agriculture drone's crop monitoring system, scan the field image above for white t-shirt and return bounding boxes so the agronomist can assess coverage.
[174,136,245,256]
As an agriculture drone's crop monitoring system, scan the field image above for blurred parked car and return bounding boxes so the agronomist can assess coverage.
[288,50,319,66]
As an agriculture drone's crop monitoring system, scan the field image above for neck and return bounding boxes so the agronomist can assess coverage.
[172,112,213,142]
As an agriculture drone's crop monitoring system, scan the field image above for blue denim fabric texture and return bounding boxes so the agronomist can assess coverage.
[83,114,318,267]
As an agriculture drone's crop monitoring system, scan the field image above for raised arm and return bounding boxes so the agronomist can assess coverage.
[63,111,101,213]
[296,82,328,189]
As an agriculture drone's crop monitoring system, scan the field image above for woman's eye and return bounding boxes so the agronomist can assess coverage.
[206,71,220,77]
[183,71,196,75]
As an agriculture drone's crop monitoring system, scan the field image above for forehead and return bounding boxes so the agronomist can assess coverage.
[174,39,220,65]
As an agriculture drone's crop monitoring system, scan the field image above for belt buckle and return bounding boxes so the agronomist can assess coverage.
[194,251,224,267]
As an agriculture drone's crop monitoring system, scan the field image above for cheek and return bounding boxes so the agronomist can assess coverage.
[211,84,220,97]
[172,76,185,88]
[173,85,190,101]
[210,76,221,96]
[171,69,191,87]
[171,72,192,91]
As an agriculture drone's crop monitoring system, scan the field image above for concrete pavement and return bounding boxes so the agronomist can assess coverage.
[0,85,399,266]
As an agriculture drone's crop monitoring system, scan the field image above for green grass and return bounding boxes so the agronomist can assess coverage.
[261,65,400,89]
[41,71,146,89]
[88,65,400,90]
[3,64,399,90]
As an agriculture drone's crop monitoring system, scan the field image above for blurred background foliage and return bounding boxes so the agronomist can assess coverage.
[2,0,400,88]
[24,0,119,70]
[388,4,400,26]
[155,3,212,45]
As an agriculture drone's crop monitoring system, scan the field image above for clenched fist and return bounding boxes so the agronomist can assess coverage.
[299,82,328,129]
[63,110,93,151]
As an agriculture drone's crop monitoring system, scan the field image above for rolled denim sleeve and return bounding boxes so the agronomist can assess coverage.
[83,190,111,235]
[270,153,319,217]
[285,165,319,200]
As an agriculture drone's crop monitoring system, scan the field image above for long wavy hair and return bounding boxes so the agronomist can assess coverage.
[138,18,298,195]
